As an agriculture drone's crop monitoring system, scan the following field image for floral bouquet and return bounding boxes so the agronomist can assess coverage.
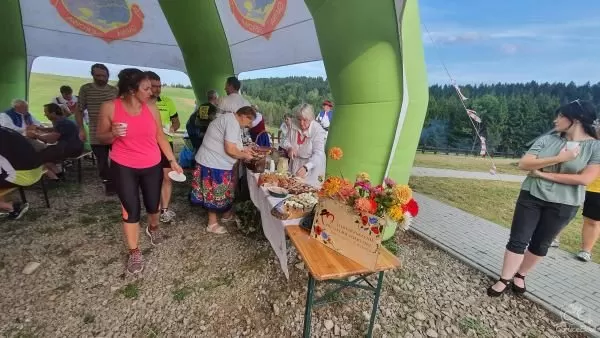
[320,147,419,236]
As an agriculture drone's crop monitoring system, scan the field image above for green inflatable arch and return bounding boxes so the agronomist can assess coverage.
[0,0,428,185]
[159,0,429,184]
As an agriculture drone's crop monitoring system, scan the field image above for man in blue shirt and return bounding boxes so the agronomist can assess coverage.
[28,103,83,180]
[316,100,334,132]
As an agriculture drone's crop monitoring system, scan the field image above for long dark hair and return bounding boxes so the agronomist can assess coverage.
[117,68,149,96]
[557,99,598,139]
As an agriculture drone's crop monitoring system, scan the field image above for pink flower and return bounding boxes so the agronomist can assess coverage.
[384,177,396,187]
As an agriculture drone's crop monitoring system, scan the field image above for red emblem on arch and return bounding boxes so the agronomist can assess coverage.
[50,0,144,43]
[229,0,287,40]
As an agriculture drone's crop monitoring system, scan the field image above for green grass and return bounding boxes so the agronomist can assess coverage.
[413,153,524,175]
[120,283,139,299]
[409,176,592,262]
[28,73,197,124]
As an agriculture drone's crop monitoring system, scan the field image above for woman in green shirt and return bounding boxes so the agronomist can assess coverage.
[488,100,600,297]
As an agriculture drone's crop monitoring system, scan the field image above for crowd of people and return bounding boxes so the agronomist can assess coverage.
[0,64,333,274]
[5,63,600,302]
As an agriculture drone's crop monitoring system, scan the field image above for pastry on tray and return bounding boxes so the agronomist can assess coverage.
[277,177,317,195]
[258,172,287,187]
[271,193,318,220]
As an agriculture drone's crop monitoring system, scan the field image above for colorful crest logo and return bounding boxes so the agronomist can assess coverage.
[229,0,287,40]
[51,0,144,43]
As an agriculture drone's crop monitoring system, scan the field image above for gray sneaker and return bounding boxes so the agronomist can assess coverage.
[127,251,144,274]
[576,251,592,262]
[550,239,560,248]
[159,209,176,223]
[145,226,163,246]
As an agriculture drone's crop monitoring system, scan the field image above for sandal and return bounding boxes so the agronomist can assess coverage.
[221,216,241,226]
[487,278,511,297]
[512,272,526,294]
[206,223,228,234]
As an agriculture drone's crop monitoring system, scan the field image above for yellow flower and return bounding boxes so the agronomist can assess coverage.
[388,204,405,222]
[393,184,413,204]
[328,147,343,160]
[356,172,370,182]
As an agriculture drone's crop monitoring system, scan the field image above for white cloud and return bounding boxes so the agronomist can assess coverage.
[422,19,600,45]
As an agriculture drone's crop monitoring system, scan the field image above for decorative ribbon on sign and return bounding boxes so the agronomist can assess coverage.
[422,23,498,175]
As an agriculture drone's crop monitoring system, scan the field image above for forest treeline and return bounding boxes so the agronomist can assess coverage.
[172,78,600,152]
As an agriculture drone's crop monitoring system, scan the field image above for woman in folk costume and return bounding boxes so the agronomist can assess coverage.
[248,105,271,147]
[282,103,326,186]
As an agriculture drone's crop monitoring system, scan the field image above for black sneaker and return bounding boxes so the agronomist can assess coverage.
[8,202,29,220]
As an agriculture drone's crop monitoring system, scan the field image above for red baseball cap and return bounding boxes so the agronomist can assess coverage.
[322,100,333,107]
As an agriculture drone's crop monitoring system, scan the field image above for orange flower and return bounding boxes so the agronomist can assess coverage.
[354,197,374,214]
[328,147,343,160]
[338,180,357,201]
[320,176,343,197]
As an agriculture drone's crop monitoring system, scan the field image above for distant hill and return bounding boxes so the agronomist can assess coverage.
[28,73,197,122]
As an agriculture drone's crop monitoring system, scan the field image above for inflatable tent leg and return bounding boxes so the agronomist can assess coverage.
[159,0,235,100]
[305,0,428,184]
[0,1,27,107]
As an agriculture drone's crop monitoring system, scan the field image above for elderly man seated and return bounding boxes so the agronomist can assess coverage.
[0,99,42,147]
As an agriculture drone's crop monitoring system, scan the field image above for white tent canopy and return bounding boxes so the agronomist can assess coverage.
[22,0,322,74]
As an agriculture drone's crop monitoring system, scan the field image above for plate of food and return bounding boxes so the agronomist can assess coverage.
[267,186,289,198]
[271,192,318,220]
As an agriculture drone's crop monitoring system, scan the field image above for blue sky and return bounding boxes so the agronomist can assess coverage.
[33,0,600,86]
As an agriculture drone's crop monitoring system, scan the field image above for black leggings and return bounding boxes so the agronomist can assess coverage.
[112,161,163,223]
[506,190,578,256]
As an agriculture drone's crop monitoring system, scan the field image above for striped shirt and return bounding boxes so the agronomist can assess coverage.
[78,83,118,144]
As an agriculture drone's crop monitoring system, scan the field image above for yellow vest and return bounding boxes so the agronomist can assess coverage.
[587,177,600,193]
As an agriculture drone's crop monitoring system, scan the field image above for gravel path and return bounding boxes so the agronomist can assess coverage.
[0,168,585,337]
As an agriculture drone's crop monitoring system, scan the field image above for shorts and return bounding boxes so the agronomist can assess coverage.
[112,160,163,223]
[583,191,600,221]
[160,142,174,169]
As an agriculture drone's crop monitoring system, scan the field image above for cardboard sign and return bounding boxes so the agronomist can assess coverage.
[310,198,384,269]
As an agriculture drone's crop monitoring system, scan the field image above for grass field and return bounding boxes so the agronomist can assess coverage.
[413,153,523,175]
[28,73,197,123]
[409,176,594,263]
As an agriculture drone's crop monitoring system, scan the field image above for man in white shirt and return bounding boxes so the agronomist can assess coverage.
[51,85,88,123]
[0,99,41,134]
[216,76,251,115]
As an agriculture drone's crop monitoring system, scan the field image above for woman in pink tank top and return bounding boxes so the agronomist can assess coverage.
[96,68,183,274]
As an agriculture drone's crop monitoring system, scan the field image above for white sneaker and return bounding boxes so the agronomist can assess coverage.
[576,251,592,262]
[550,239,560,248]
[160,209,176,223]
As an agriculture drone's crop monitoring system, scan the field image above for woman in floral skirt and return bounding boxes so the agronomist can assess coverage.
[191,106,256,234]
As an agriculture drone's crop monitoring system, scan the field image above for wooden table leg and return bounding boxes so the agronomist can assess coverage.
[303,275,316,338]
[366,271,385,338]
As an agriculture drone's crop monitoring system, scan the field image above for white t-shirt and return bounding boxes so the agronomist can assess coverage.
[52,95,89,123]
[52,95,78,110]
[216,93,251,115]
[195,113,243,170]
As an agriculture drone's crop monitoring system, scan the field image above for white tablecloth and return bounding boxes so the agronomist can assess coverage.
[246,170,301,279]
